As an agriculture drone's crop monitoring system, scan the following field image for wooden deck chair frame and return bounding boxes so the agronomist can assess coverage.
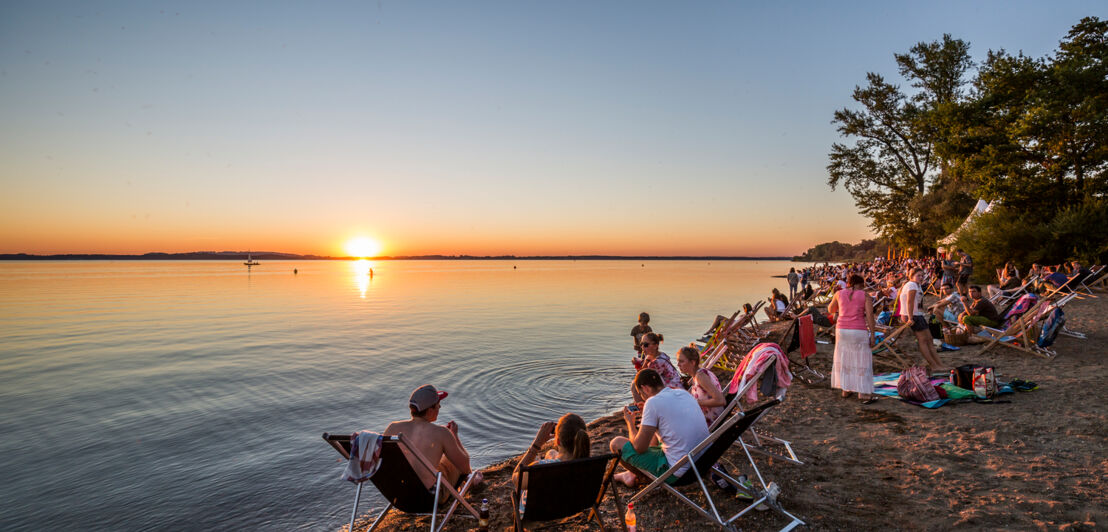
[621,400,804,532]
[322,433,480,532]
[979,293,1077,359]
[1040,273,1084,300]
[871,321,911,368]
[698,302,763,353]
[510,453,623,531]
[716,352,801,465]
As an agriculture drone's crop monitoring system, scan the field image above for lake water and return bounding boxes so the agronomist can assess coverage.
[0,259,798,530]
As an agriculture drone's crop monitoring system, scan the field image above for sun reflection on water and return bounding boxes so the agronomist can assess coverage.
[351,259,375,298]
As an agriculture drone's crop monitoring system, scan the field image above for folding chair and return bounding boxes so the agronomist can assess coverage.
[510,454,622,531]
[622,400,804,532]
[322,433,480,532]
[988,275,1038,306]
[777,316,825,384]
[979,293,1078,359]
[1074,265,1105,297]
[870,321,911,368]
[717,343,801,465]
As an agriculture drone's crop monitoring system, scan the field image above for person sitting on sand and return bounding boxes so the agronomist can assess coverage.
[764,289,792,322]
[610,369,710,487]
[928,283,966,323]
[513,413,591,484]
[383,384,481,495]
[675,345,726,426]
[631,332,682,403]
[959,286,1002,335]
[630,312,652,355]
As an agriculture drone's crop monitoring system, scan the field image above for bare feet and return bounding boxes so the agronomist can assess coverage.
[614,471,637,488]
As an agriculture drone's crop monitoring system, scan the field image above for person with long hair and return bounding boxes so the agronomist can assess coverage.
[675,345,726,425]
[827,274,878,403]
[515,413,591,471]
[631,332,682,403]
[900,268,946,371]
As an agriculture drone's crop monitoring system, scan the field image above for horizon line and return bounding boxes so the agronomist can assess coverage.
[0,251,801,261]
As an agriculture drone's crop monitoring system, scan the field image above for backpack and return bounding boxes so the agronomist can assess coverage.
[897,366,940,403]
[1037,308,1065,348]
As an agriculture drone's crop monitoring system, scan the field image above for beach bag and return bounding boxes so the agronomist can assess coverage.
[876,311,892,326]
[972,367,998,399]
[1037,308,1065,348]
[897,366,939,403]
[949,364,979,390]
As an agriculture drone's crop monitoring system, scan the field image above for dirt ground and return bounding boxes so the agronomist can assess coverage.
[345,293,1106,531]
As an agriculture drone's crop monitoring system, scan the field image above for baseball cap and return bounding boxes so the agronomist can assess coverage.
[409,384,448,411]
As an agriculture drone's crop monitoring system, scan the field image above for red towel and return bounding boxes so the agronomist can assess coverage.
[798,314,817,359]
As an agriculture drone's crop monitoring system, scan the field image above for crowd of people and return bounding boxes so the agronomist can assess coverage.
[372,252,1099,511]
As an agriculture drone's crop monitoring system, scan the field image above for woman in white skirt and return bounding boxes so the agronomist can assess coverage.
[828,273,878,403]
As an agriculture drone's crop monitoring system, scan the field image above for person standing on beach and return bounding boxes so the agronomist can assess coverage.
[827,274,877,404]
[383,384,481,493]
[955,249,974,296]
[630,312,652,356]
[787,268,799,301]
[899,268,946,371]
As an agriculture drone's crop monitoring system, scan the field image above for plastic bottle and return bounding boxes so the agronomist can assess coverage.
[478,498,489,530]
[624,502,636,532]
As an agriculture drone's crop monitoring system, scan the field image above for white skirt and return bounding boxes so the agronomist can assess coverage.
[832,328,874,394]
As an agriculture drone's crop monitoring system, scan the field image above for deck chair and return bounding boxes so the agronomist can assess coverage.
[717,343,801,466]
[322,433,480,532]
[870,321,911,368]
[510,453,622,531]
[989,275,1038,306]
[622,400,804,532]
[1074,265,1105,297]
[979,293,1078,359]
[778,316,825,384]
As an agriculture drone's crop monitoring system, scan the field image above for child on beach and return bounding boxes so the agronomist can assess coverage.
[630,312,652,356]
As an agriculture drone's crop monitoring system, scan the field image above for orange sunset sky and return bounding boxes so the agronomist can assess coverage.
[2,3,1091,257]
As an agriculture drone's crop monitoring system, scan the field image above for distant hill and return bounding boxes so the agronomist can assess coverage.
[793,239,889,262]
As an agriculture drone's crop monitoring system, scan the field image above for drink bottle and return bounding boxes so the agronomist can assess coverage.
[478,498,489,530]
[624,502,636,532]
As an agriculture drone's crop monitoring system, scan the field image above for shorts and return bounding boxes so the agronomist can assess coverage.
[963,315,999,328]
[957,273,972,283]
[909,315,929,332]
[620,442,678,484]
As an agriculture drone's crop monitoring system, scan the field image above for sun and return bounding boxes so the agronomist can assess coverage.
[345,237,382,258]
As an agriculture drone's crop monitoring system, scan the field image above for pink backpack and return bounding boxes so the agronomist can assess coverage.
[897,366,939,403]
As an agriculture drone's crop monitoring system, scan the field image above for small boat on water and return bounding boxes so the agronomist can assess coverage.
[244,253,260,267]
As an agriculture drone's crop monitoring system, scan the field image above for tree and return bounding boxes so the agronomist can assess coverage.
[828,35,975,250]
[945,17,1108,215]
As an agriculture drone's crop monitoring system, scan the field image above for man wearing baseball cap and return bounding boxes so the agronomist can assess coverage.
[383,384,480,493]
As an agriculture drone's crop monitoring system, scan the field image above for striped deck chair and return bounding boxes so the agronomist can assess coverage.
[717,343,801,466]
[870,321,911,368]
[979,293,1077,359]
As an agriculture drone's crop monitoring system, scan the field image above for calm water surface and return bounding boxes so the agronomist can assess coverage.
[0,260,797,530]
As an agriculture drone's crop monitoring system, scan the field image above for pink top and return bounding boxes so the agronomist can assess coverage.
[690,368,725,425]
[836,288,869,331]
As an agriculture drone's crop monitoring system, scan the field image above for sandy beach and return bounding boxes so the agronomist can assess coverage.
[344,292,1106,531]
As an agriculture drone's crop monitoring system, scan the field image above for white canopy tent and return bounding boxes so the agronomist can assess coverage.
[937,199,993,251]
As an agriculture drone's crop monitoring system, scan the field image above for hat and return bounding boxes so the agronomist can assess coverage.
[409,384,448,411]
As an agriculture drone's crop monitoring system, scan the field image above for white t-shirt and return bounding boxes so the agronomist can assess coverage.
[641,387,710,477]
[774,298,787,313]
[898,281,924,318]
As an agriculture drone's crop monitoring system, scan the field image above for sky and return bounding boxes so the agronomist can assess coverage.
[1,1,1103,257]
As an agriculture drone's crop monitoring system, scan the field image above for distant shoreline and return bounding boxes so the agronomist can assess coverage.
[0,253,793,261]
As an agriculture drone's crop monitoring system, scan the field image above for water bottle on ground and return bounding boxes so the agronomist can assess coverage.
[624,502,637,532]
[478,498,489,530]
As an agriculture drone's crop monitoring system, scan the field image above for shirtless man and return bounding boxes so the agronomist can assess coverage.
[383,384,481,493]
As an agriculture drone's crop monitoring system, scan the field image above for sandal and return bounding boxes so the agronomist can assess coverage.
[861,396,879,405]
